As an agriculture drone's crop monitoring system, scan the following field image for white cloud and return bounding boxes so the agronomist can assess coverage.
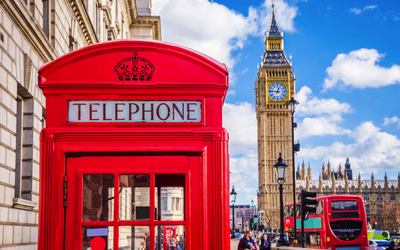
[258,0,298,35]
[153,0,298,68]
[297,117,351,139]
[297,86,351,118]
[297,121,400,175]
[383,116,400,128]
[223,102,258,203]
[323,48,400,90]
[223,102,257,155]
[295,86,352,139]
[350,5,377,15]
[153,0,258,68]
[230,154,258,189]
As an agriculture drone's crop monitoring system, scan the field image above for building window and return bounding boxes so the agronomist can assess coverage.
[377,205,383,213]
[390,195,396,201]
[161,197,167,211]
[172,197,181,211]
[377,195,383,201]
[365,205,370,214]
[115,0,119,21]
[42,0,49,37]
[95,2,100,36]
[14,96,24,198]
[363,195,369,201]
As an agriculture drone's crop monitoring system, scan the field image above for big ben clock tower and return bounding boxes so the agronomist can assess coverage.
[256,2,296,227]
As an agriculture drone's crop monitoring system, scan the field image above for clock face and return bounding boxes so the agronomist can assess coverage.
[268,82,287,101]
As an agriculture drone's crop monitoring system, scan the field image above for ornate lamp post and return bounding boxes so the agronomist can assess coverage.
[251,198,254,217]
[230,186,237,239]
[274,153,289,246]
[286,97,299,242]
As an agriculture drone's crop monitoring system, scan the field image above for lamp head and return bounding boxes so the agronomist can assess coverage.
[230,186,237,204]
[274,153,288,184]
[286,97,299,113]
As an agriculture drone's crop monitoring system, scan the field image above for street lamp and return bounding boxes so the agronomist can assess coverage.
[274,153,289,246]
[286,97,299,243]
[251,198,255,232]
[251,198,254,217]
[230,186,237,239]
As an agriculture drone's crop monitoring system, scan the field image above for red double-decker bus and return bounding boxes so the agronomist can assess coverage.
[284,195,369,250]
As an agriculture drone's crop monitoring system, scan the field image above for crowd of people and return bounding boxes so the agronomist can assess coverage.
[237,231,272,250]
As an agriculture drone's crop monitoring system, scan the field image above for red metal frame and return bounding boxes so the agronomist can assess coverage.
[67,156,191,249]
[284,195,369,250]
[38,40,230,250]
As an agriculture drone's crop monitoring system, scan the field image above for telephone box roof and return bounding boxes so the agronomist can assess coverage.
[39,39,228,88]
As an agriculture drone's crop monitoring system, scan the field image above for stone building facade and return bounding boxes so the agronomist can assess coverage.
[296,159,400,231]
[256,2,296,227]
[229,204,257,228]
[0,0,160,248]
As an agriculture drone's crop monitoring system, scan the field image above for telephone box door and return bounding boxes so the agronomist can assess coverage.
[65,155,202,250]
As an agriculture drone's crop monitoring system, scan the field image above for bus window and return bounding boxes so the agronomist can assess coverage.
[295,205,300,217]
[316,200,323,215]
[307,232,321,246]
[331,212,359,219]
[331,200,358,211]
[284,205,292,218]
[330,220,363,241]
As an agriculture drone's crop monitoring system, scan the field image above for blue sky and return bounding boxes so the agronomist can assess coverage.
[153,0,400,205]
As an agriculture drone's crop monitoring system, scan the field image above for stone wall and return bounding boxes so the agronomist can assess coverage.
[0,0,160,248]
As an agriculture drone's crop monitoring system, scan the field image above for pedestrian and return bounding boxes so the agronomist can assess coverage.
[260,234,271,250]
[143,233,150,250]
[170,236,176,250]
[238,231,256,250]
[388,241,396,250]
[252,233,258,250]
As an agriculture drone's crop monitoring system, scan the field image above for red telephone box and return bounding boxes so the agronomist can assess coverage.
[38,40,230,250]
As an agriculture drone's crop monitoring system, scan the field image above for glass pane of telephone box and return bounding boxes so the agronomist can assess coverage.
[155,175,185,221]
[83,175,115,221]
[119,226,150,250]
[119,175,150,221]
[82,226,113,250]
[154,225,185,250]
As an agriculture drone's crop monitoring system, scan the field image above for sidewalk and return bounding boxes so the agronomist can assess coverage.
[231,239,240,250]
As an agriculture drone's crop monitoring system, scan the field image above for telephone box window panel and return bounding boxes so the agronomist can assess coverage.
[119,226,150,250]
[155,187,184,221]
[155,225,185,250]
[82,226,113,250]
[119,175,150,221]
[83,175,114,221]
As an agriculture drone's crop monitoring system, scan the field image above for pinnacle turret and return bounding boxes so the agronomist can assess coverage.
[261,1,290,67]
[267,3,282,39]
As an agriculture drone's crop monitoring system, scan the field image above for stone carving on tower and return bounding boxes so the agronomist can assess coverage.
[256,1,296,225]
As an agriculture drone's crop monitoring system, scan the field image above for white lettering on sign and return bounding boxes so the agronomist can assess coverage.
[68,101,202,123]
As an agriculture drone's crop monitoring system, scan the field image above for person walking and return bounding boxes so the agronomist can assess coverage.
[388,241,396,250]
[238,231,256,250]
[260,234,271,250]
[143,233,150,250]
[170,236,176,250]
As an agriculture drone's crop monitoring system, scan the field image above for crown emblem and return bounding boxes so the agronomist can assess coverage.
[114,52,155,81]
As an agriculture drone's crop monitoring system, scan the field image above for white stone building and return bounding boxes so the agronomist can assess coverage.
[0,0,160,248]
